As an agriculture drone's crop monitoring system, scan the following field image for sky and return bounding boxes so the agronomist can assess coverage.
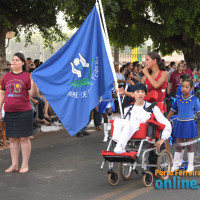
[56,12,77,33]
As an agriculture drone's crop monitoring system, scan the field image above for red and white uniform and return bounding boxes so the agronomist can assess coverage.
[145,70,167,103]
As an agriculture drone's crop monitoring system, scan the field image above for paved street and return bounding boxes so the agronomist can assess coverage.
[0,126,200,200]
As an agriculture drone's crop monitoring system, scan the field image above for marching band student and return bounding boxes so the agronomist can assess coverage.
[119,52,168,111]
[113,83,171,154]
[167,79,200,172]
[174,73,194,167]
[176,73,194,97]
[175,73,194,164]
[98,85,116,142]
[141,52,168,106]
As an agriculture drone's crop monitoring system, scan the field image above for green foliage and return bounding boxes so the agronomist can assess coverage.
[2,0,200,64]
[62,0,200,63]
[0,0,67,51]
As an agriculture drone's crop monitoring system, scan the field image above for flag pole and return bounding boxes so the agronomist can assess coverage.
[97,0,109,44]
[96,0,124,119]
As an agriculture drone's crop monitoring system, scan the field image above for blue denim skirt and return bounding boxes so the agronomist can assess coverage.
[5,110,33,138]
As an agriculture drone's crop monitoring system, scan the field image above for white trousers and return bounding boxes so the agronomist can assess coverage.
[112,118,140,149]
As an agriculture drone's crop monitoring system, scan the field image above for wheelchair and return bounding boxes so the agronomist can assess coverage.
[100,91,172,187]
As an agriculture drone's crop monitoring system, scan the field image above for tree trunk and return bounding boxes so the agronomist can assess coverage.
[0,27,8,71]
[114,47,119,64]
[183,47,200,67]
[182,37,200,67]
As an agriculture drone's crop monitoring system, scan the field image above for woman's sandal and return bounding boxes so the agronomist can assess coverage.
[44,116,52,123]
[19,166,29,174]
[5,165,19,173]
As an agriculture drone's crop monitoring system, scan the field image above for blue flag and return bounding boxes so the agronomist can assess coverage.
[32,4,114,136]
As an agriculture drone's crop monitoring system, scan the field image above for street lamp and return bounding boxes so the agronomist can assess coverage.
[5,32,15,48]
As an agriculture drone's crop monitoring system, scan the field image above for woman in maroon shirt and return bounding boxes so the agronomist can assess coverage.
[167,63,184,97]
[0,52,33,173]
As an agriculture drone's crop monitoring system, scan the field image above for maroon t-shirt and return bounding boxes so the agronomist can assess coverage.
[185,68,193,78]
[169,71,184,92]
[1,72,32,112]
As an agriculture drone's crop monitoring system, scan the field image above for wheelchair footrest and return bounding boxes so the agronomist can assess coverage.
[102,150,137,163]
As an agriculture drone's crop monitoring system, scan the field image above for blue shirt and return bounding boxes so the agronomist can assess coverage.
[171,95,200,121]
[176,85,194,97]
[116,72,125,86]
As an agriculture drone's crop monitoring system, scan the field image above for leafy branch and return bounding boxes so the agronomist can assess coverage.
[69,78,90,87]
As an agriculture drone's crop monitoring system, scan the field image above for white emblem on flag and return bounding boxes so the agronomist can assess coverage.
[70,53,89,78]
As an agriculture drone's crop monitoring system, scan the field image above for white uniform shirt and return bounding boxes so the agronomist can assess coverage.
[125,101,171,140]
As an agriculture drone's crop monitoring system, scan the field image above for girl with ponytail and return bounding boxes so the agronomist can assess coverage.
[118,52,168,105]
[141,52,168,103]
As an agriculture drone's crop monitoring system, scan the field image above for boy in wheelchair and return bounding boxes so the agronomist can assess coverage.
[113,83,171,154]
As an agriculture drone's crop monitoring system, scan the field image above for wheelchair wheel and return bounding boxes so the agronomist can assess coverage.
[143,172,153,187]
[108,171,119,186]
[157,150,171,180]
[118,162,133,180]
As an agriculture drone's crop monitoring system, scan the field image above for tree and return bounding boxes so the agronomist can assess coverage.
[6,33,68,62]
[2,0,200,68]
[63,0,200,65]
[0,0,68,69]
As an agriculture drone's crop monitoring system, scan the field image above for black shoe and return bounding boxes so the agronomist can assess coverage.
[83,131,90,136]
[76,132,83,137]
